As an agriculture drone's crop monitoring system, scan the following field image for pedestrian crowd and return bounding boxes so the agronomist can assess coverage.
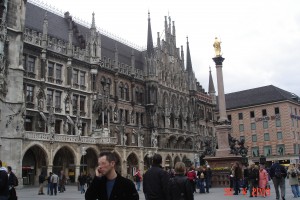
[228,160,300,200]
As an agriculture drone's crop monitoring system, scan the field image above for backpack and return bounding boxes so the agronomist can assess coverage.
[170,178,187,200]
[274,166,282,179]
[200,172,205,179]
[291,171,297,178]
[13,175,18,187]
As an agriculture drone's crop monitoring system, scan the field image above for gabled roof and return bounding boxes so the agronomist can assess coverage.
[25,2,144,70]
[216,85,299,110]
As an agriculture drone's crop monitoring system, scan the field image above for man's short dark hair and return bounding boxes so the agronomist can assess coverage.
[152,154,162,165]
[0,160,2,167]
[7,166,12,171]
[99,151,117,163]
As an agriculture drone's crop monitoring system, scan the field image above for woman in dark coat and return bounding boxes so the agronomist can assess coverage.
[168,162,194,200]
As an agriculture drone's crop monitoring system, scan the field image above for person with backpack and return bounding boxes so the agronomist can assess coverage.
[248,163,259,197]
[133,169,142,191]
[186,166,197,193]
[197,167,205,193]
[38,172,45,195]
[0,160,9,200]
[287,164,300,198]
[270,160,287,200]
[7,166,18,200]
[168,162,193,200]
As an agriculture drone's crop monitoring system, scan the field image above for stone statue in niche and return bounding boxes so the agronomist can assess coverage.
[151,129,158,148]
[123,133,127,146]
[63,119,69,134]
[65,99,70,112]
[38,98,44,111]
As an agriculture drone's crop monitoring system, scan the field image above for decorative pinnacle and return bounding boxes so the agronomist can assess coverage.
[91,12,96,29]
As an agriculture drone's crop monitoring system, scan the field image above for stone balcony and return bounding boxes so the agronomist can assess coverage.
[23,131,117,145]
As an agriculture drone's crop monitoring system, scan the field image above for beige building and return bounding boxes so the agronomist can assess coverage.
[221,85,300,165]
[0,0,216,185]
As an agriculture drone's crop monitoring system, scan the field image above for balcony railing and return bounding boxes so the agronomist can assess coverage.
[24,131,117,145]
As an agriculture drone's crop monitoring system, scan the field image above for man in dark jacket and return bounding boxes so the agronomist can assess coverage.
[38,172,45,195]
[85,151,138,200]
[0,160,9,200]
[270,160,287,200]
[143,154,170,200]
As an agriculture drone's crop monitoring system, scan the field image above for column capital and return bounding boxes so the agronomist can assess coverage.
[212,56,225,66]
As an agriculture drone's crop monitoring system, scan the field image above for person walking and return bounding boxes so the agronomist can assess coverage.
[233,162,243,195]
[0,160,9,200]
[168,162,194,200]
[85,151,138,200]
[134,169,142,191]
[50,172,59,196]
[7,166,18,200]
[59,170,66,193]
[248,163,259,197]
[46,172,52,195]
[38,172,45,195]
[78,173,86,194]
[186,166,197,193]
[258,165,269,197]
[287,164,300,198]
[270,160,287,200]
[143,154,170,200]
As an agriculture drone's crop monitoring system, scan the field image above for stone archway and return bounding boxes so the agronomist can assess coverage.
[112,151,122,175]
[80,148,98,176]
[53,146,75,183]
[22,144,48,185]
[165,155,172,169]
[144,154,151,171]
[174,156,181,166]
[127,153,139,179]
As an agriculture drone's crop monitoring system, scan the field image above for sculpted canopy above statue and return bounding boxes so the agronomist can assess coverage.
[213,37,222,57]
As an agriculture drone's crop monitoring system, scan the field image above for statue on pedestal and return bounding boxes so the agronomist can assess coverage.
[151,129,158,147]
[213,37,222,57]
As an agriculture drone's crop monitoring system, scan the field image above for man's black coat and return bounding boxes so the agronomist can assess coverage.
[85,173,139,200]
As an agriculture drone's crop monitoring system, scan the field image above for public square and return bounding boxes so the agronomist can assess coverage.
[16,180,295,200]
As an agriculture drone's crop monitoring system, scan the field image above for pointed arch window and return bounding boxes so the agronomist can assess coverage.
[124,83,129,101]
[135,87,139,103]
[107,78,112,96]
[119,82,124,99]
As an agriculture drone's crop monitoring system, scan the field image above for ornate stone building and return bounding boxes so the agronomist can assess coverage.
[0,0,216,185]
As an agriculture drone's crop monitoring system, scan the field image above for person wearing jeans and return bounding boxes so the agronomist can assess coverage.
[270,160,287,200]
[287,164,300,198]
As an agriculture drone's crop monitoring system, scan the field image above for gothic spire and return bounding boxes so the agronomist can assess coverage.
[208,67,216,94]
[91,12,96,29]
[147,11,154,57]
[186,36,193,71]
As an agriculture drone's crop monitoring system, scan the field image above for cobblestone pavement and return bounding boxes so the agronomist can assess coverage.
[16,180,295,200]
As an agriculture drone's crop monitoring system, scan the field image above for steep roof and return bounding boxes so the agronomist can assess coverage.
[216,85,299,110]
[25,2,144,70]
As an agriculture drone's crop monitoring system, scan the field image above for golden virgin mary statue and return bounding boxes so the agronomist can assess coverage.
[213,37,222,57]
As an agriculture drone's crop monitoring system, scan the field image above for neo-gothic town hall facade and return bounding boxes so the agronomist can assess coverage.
[0,0,216,185]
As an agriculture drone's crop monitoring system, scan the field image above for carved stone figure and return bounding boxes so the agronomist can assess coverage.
[123,134,127,146]
[151,129,158,147]
[63,119,69,134]
[38,98,44,111]
[213,37,222,57]
[65,99,70,112]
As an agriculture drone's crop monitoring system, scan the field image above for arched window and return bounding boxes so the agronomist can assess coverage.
[119,82,124,99]
[107,78,112,96]
[124,83,129,101]
[135,87,139,103]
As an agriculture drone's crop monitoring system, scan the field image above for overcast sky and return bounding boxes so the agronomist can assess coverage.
[34,0,300,96]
